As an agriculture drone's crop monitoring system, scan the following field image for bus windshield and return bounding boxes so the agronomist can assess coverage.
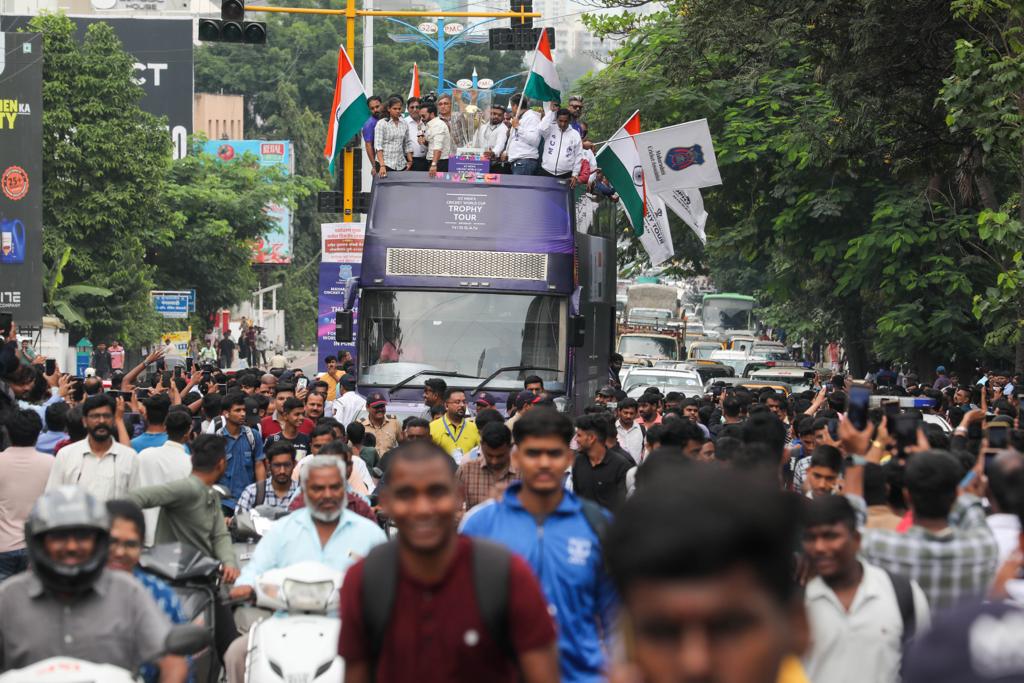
[702,296,754,331]
[359,290,565,386]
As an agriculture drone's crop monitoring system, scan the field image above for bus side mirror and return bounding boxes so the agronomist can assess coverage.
[336,311,354,343]
[569,315,585,348]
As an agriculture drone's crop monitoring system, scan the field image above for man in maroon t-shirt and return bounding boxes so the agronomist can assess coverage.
[339,441,560,683]
[260,382,314,438]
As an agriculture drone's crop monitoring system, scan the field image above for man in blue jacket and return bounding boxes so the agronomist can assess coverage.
[461,409,618,683]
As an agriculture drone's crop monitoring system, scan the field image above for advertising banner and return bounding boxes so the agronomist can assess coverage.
[0,33,44,325]
[321,221,366,263]
[0,17,193,160]
[317,223,365,372]
[203,140,294,264]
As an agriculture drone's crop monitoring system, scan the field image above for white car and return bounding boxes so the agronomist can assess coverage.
[622,367,704,397]
[709,349,765,377]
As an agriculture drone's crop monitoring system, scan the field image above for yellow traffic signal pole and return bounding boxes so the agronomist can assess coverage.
[246,2,540,223]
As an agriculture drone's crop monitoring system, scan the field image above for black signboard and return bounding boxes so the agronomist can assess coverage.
[1,16,193,159]
[0,32,44,325]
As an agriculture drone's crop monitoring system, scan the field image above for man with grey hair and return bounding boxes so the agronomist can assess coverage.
[223,454,387,682]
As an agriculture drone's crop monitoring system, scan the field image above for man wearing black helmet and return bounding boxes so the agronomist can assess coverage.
[0,486,174,674]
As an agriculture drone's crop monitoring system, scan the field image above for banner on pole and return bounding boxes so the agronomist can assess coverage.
[659,188,708,244]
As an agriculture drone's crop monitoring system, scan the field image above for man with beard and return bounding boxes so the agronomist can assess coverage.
[430,388,479,461]
[339,440,560,683]
[224,455,386,682]
[46,394,137,501]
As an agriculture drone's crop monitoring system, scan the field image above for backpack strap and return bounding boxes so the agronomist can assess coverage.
[579,498,609,541]
[254,479,266,507]
[883,568,916,644]
[361,540,401,669]
[471,538,511,656]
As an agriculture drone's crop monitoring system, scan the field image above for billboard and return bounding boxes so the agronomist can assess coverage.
[0,33,44,325]
[203,140,294,265]
[317,223,365,372]
[0,16,193,160]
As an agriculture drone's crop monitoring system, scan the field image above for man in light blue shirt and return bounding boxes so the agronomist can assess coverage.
[223,455,386,683]
[229,455,387,594]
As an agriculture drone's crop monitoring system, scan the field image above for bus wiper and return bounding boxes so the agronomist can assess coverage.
[390,369,478,393]
[472,366,561,395]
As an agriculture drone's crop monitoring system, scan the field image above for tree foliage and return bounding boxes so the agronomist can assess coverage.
[31,13,306,347]
[578,0,1024,374]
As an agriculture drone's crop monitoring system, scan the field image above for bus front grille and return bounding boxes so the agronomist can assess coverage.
[385,248,548,281]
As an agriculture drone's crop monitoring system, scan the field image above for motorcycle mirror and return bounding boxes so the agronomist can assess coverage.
[211,484,231,499]
[164,624,210,656]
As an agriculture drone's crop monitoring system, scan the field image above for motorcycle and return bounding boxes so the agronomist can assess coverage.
[243,561,345,682]
[229,505,292,634]
[0,624,208,683]
[139,543,223,683]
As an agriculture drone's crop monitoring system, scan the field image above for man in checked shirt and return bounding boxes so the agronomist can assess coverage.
[839,417,999,613]
[455,422,517,511]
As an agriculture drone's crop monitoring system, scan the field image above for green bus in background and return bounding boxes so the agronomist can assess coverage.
[701,293,756,335]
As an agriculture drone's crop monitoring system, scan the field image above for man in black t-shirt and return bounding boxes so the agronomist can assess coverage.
[265,397,312,462]
[571,413,632,511]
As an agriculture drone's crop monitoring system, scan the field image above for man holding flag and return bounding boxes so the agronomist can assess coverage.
[504,29,563,176]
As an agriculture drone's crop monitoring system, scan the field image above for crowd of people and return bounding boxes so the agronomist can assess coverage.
[362,90,618,200]
[1,313,1024,682]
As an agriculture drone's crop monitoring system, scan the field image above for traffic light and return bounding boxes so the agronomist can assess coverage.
[489,27,555,51]
[198,0,267,44]
[511,0,532,28]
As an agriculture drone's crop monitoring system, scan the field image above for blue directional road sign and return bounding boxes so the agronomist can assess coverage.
[151,290,193,319]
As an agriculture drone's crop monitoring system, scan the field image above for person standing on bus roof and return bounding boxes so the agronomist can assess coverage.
[420,102,451,177]
[505,94,543,176]
[538,105,582,188]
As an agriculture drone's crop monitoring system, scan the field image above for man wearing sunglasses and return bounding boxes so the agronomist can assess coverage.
[359,392,402,454]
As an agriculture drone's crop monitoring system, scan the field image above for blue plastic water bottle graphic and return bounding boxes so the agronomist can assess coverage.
[0,218,25,264]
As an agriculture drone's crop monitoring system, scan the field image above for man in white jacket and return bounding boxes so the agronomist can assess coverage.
[538,105,582,187]
[503,94,543,175]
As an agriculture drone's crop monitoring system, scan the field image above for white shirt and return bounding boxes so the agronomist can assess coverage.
[616,420,645,463]
[987,513,1021,564]
[45,438,137,502]
[803,562,931,683]
[424,116,452,162]
[505,108,543,161]
[332,390,367,427]
[539,110,583,177]
[404,115,427,157]
[128,440,192,546]
[472,122,509,157]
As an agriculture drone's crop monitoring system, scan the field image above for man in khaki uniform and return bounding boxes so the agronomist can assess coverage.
[359,392,402,453]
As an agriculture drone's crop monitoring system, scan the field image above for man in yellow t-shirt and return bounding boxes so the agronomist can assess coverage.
[429,389,479,462]
[603,465,809,683]
[318,355,342,401]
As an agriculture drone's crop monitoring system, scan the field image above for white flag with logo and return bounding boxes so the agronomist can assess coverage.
[638,194,674,266]
[634,119,722,193]
[659,188,708,244]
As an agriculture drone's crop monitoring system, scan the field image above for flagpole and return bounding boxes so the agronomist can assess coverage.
[513,28,544,121]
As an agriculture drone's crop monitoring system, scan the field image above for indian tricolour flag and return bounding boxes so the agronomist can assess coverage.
[323,44,370,175]
[407,62,421,101]
[523,29,561,103]
[596,110,646,235]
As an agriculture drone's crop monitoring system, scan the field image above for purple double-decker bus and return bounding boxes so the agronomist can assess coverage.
[348,173,616,418]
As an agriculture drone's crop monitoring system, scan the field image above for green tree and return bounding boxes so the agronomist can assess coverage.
[31,13,178,347]
[156,137,315,325]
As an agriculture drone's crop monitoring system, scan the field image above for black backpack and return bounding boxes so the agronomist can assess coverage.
[883,568,917,644]
[360,504,609,671]
[361,538,512,669]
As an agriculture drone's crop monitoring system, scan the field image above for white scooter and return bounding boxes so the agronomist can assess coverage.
[244,561,345,682]
[0,624,208,683]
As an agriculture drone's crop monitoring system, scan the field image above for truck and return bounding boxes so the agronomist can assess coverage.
[615,282,686,364]
[333,173,617,418]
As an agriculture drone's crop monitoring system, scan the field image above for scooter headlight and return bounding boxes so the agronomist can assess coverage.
[282,578,334,612]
